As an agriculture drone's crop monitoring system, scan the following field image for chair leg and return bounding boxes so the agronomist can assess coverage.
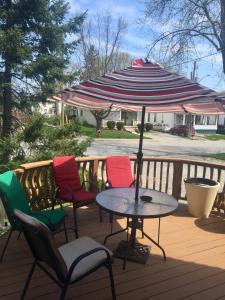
[0,228,13,261]
[107,262,116,300]
[21,260,36,300]
[141,219,144,239]
[63,219,68,243]
[109,214,113,234]
[17,231,22,240]
[99,207,103,223]
[73,204,79,239]
[126,218,129,241]
[59,284,68,300]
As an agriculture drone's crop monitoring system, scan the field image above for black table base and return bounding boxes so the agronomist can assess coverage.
[113,240,151,264]
[97,187,178,269]
[104,217,166,269]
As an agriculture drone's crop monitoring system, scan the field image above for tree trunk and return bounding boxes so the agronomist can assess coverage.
[221,0,225,73]
[96,118,103,132]
[2,63,13,137]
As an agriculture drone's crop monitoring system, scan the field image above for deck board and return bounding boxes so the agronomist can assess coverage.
[1,203,225,300]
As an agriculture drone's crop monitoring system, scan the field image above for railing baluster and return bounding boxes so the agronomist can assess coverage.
[203,166,206,178]
[187,163,191,178]
[217,168,222,183]
[210,167,214,180]
[153,161,157,190]
[165,162,169,193]
[159,162,163,192]
[146,160,150,189]
[194,164,197,177]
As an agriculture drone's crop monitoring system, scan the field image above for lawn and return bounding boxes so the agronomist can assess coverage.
[206,153,225,161]
[203,134,225,141]
[80,126,145,139]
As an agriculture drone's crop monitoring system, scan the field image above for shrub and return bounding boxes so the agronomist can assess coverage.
[137,123,145,133]
[107,121,116,130]
[145,123,153,132]
[0,115,90,172]
[116,121,125,131]
[217,125,225,134]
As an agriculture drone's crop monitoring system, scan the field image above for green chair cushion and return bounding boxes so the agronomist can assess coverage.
[0,171,66,231]
[30,208,66,229]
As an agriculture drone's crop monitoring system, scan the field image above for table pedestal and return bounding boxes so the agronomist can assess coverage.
[114,240,151,264]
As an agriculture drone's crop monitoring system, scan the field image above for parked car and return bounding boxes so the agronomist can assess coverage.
[170,125,195,136]
[153,123,171,132]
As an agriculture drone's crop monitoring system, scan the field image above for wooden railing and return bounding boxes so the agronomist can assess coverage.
[15,156,225,212]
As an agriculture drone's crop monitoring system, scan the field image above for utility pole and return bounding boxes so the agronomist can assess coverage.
[186,61,198,137]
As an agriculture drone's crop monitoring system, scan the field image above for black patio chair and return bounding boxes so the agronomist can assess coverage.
[14,209,116,300]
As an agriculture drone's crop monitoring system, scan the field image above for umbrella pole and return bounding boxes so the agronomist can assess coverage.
[135,106,146,202]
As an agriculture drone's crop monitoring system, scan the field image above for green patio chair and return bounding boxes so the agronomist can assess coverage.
[0,171,67,261]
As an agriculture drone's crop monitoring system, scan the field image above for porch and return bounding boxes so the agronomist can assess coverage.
[1,156,225,299]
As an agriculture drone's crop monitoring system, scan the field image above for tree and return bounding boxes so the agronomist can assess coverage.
[0,0,85,137]
[142,0,225,73]
[76,13,133,132]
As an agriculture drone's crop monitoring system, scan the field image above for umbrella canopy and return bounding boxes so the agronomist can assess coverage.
[52,59,223,201]
[58,59,221,110]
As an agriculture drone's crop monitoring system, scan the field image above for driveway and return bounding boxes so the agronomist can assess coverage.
[86,131,225,163]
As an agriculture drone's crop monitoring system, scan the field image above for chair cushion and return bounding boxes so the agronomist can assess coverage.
[53,156,82,194]
[0,171,31,228]
[106,156,134,187]
[58,236,113,282]
[30,208,66,228]
[75,191,96,202]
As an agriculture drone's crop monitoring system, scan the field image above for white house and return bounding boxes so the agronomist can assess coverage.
[76,107,218,133]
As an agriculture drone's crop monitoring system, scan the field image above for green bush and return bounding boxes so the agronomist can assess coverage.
[145,123,153,132]
[137,123,145,133]
[0,115,91,173]
[116,121,125,131]
[107,121,116,130]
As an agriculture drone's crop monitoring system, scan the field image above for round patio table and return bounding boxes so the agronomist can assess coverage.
[96,187,178,269]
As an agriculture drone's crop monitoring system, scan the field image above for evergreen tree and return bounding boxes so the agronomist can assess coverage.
[0,0,85,136]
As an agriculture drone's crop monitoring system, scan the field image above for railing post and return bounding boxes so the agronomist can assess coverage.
[172,161,183,200]
[92,159,99,192]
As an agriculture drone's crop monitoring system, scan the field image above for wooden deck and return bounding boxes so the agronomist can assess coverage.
[1,202,225,300]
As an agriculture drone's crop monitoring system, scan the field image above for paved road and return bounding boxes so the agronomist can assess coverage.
[85,132,225,163]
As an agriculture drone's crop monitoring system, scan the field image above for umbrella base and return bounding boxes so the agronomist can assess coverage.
[113,240,151,264]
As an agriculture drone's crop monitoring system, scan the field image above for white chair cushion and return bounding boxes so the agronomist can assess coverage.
[58,236,113,282]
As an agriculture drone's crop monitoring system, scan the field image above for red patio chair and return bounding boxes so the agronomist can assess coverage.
[105,156,144,239]
[105,156,135,189]
[52,156,101,238]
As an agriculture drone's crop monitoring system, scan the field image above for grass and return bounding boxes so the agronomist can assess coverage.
[206,153,225,161]
[203,134,225,141]
[80,126,147,139]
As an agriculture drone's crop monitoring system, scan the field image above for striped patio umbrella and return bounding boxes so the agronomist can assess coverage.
[54,59,223,201]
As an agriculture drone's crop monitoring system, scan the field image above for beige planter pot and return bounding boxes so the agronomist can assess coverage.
[184,178,220,219]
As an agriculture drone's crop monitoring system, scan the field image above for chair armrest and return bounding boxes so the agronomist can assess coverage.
[55,185,78,202]
[66,247,111,281]
[52,187,64,209]
[130,179,136,187]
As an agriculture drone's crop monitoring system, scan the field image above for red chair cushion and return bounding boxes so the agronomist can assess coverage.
[106,156,134,188]
[53,156,93,201]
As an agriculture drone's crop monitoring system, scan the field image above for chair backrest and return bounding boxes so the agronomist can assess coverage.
[0,171,30,226]
[14,209,67,282]
[52,156,82,198]
[106,156,134,188]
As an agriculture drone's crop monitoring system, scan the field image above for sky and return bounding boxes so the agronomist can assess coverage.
[68,0,225,92]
